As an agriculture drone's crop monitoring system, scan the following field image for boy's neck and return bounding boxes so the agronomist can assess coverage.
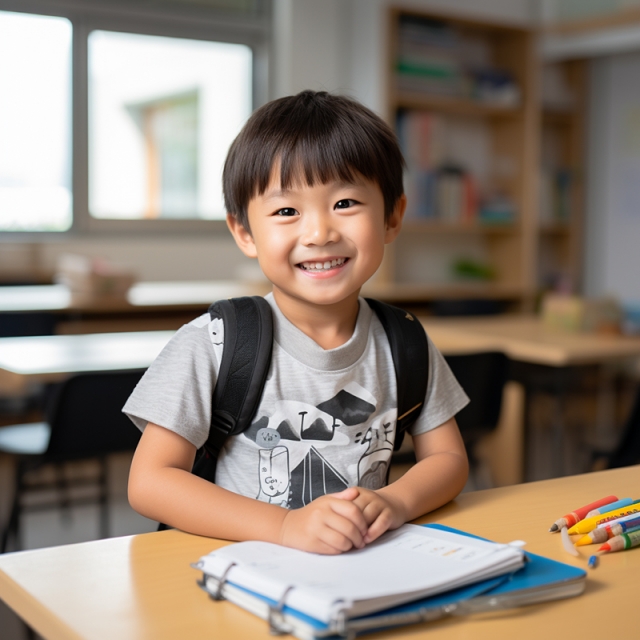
[271,288,360,350]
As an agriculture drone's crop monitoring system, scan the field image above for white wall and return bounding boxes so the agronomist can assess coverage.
[3,0,537,284]
[584,52,640,302]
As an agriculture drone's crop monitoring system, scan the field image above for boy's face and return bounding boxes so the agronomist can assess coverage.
[227,170,405,314]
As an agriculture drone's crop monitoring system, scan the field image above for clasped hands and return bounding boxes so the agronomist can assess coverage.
[279,486,407,555]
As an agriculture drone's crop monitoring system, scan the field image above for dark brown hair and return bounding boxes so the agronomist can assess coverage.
[223,90,405,229]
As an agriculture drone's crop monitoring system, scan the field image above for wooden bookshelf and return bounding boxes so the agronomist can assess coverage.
[382,7,540,313]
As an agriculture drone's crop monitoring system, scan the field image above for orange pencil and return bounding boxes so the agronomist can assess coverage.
[599,529,640,553]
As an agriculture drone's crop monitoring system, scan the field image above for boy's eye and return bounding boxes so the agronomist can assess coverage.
[274,207,297,217]
[335,199,357,209]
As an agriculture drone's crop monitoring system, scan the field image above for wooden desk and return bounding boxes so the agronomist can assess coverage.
[0,465,637,640]
[421,315,640,366]
[422,316,640,483]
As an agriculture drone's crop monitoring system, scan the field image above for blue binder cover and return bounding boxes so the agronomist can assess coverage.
[198,524,587,640]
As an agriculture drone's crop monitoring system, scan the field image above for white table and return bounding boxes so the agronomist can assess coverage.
[0,331,174,392]
[0,281,270,313]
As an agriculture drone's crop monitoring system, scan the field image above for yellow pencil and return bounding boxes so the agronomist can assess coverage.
[567,504,640,535]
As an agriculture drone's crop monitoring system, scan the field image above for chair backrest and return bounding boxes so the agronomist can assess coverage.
[444,352,509,448]
[607,385,640,468]
[44,370,144,461]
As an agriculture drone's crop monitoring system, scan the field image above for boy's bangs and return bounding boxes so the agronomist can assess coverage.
[275,139,365,192]
[258,125,381,195]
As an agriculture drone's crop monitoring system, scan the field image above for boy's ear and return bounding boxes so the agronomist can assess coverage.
[227,213,258,258]
[384,194,406,244]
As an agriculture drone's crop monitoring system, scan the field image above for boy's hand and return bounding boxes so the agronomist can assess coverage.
[279,487,368,554]
[351,488,407,544]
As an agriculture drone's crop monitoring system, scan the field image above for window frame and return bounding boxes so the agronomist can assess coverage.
[0,0,270,238]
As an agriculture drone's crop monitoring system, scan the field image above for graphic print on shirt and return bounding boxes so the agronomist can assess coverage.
[243,381,396,508]
[256,446,290,506]
[355,422,394,489]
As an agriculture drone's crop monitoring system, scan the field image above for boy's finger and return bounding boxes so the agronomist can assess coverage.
[330,499,368,535]
[363,512,393,544]
[332,487,360,501]
[360,501,384,526]
[323,512,365,550]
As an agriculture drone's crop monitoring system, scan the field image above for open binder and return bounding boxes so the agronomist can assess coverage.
[193,523,586,639]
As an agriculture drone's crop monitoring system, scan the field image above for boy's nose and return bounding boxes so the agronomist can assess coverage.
[301,212,339,245]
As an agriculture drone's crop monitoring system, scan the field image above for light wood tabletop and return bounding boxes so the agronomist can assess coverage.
[421,315,640,366]
[0,465,638,640]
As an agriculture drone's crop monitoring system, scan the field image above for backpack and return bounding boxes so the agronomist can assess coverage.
[191,296,430,484]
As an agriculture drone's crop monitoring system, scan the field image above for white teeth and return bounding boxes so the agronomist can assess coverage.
[300,258,346,271]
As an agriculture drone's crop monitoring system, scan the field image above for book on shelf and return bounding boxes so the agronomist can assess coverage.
[539,167,573,225]
[397,110,499,225]
[395,14,520,106]
[193,523,586,639]
[396,15,467,98]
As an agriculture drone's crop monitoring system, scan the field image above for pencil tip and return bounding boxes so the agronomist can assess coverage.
[549,524,558,532]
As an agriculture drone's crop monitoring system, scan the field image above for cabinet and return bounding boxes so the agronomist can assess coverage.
[376,8,541,313]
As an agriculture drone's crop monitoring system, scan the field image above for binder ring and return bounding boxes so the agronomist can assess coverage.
[209,562,237,601]
[268,585,294,635]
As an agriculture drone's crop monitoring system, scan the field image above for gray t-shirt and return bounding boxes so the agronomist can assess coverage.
[123,294,468,509]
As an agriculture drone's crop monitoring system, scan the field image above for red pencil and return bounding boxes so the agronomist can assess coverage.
[549,495,618,532]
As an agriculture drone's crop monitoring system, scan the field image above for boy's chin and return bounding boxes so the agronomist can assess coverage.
[272,286,362,308]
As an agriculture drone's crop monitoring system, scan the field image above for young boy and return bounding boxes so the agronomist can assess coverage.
[125,90,469,555]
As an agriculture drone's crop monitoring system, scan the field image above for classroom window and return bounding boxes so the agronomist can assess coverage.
[0,11,72,232]
[0,0,267,234]
[88,31,252,221]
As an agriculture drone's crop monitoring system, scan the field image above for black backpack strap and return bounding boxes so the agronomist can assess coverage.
[365,299,429,451]
[192,296,273,483]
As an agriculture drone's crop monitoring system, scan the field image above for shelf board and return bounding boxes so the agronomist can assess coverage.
[402,220,519,235]
[394,91,522,118]
[363,281,526,303]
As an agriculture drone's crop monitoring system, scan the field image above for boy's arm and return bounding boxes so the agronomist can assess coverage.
[128,422,368,554]
[352,418,469,544]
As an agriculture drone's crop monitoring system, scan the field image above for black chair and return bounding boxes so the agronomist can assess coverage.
[444,352,509,488]
[606,385,640,469]
[0,370,144,552]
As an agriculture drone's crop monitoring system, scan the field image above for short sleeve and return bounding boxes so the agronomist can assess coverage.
[122,314,223,449]
[409,334,470,437]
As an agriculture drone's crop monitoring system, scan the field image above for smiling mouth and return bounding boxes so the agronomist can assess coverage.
[297,257,348,272]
